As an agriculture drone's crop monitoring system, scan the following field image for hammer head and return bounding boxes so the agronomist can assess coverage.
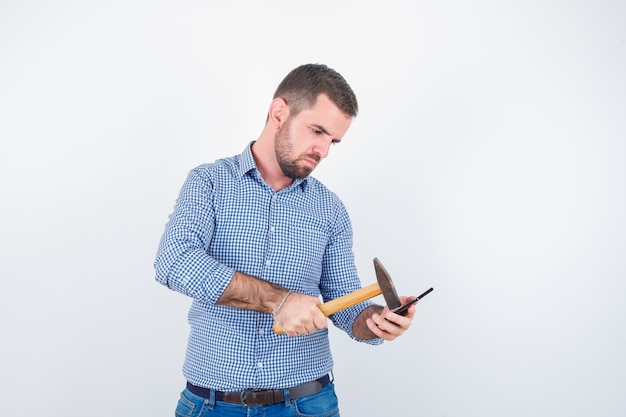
[374,257,402,310]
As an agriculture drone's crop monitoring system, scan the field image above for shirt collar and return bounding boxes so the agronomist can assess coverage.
[239,142,257,177]
[239,142,309,191]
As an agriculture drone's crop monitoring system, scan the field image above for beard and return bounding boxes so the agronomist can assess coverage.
[275,119,320,179]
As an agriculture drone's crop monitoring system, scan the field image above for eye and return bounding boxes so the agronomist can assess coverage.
[310,124,329,137]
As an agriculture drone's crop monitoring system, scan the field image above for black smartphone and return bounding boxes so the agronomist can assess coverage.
[391,287,433,316]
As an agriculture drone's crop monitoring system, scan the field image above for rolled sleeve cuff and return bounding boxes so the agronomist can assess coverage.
[167,249,236,304]
[333,300,384,345]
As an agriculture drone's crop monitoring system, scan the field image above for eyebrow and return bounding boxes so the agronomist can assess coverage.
[312,124,331,137]
[312,124,342,143]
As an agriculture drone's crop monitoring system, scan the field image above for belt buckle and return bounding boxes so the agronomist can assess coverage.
[240,388,264,406]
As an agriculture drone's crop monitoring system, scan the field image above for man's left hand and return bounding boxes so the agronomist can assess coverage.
[365,295,416,341]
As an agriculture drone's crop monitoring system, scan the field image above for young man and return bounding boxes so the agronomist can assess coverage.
[155,64,416,416]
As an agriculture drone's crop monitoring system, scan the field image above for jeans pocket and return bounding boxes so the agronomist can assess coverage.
[293,383,340,417]
[175,389,208,417]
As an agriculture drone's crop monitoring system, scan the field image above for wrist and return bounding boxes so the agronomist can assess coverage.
[272,290,292,317]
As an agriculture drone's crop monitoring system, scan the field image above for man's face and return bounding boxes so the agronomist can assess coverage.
[275,94,352,179]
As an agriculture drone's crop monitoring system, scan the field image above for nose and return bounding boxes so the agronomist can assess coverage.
[312,137,333,159]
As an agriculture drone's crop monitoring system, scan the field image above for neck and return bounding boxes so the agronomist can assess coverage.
[251,131,293,192]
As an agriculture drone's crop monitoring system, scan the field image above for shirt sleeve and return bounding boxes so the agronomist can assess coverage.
[154,166,235,303]
[320,199,383,345]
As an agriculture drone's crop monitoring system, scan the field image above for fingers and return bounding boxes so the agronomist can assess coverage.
[367,304,415,341]
[273,292,327,337]
[281,319,326,337]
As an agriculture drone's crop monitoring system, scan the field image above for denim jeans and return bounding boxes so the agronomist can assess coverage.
[174,381,340,417]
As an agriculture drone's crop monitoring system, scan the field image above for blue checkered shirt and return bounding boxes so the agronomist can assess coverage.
[154,143,381,391]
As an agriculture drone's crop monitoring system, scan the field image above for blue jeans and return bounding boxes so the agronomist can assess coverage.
[174,382,340,417]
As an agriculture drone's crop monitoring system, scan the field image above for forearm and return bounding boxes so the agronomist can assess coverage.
[352,305,384,340]
[217,271,289,313]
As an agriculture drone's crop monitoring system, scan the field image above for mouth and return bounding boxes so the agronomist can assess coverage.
[302,155,321,168]
[303,159,317,169]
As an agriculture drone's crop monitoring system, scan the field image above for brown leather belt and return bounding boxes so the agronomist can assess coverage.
[187,374,330,406]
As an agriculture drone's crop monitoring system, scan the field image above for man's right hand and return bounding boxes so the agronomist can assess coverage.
[273,291,328,336]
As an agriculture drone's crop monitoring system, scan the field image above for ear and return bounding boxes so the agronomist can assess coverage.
[268,98,290,130]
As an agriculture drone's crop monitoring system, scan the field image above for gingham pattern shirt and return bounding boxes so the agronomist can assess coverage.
[155,143,381,391]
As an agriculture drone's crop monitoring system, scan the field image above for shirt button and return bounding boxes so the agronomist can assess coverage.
[259,329,265,335]
[257,362,263,368]
[265,260,271,266]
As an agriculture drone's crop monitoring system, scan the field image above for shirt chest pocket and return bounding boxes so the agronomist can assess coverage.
[273,225,328,278]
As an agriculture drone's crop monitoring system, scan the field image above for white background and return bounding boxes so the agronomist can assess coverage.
[1,1,625,416]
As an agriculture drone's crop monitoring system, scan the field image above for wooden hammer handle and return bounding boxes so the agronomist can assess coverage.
[272,282,382,334]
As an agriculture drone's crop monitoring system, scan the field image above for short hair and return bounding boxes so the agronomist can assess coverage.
[273,64,358,117]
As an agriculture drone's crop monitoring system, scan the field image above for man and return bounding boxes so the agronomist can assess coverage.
[155,63,416,416]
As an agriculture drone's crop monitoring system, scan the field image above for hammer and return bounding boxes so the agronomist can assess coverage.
[272,257,403,334]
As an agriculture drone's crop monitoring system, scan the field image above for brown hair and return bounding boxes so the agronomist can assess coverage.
[273,64,358,117]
